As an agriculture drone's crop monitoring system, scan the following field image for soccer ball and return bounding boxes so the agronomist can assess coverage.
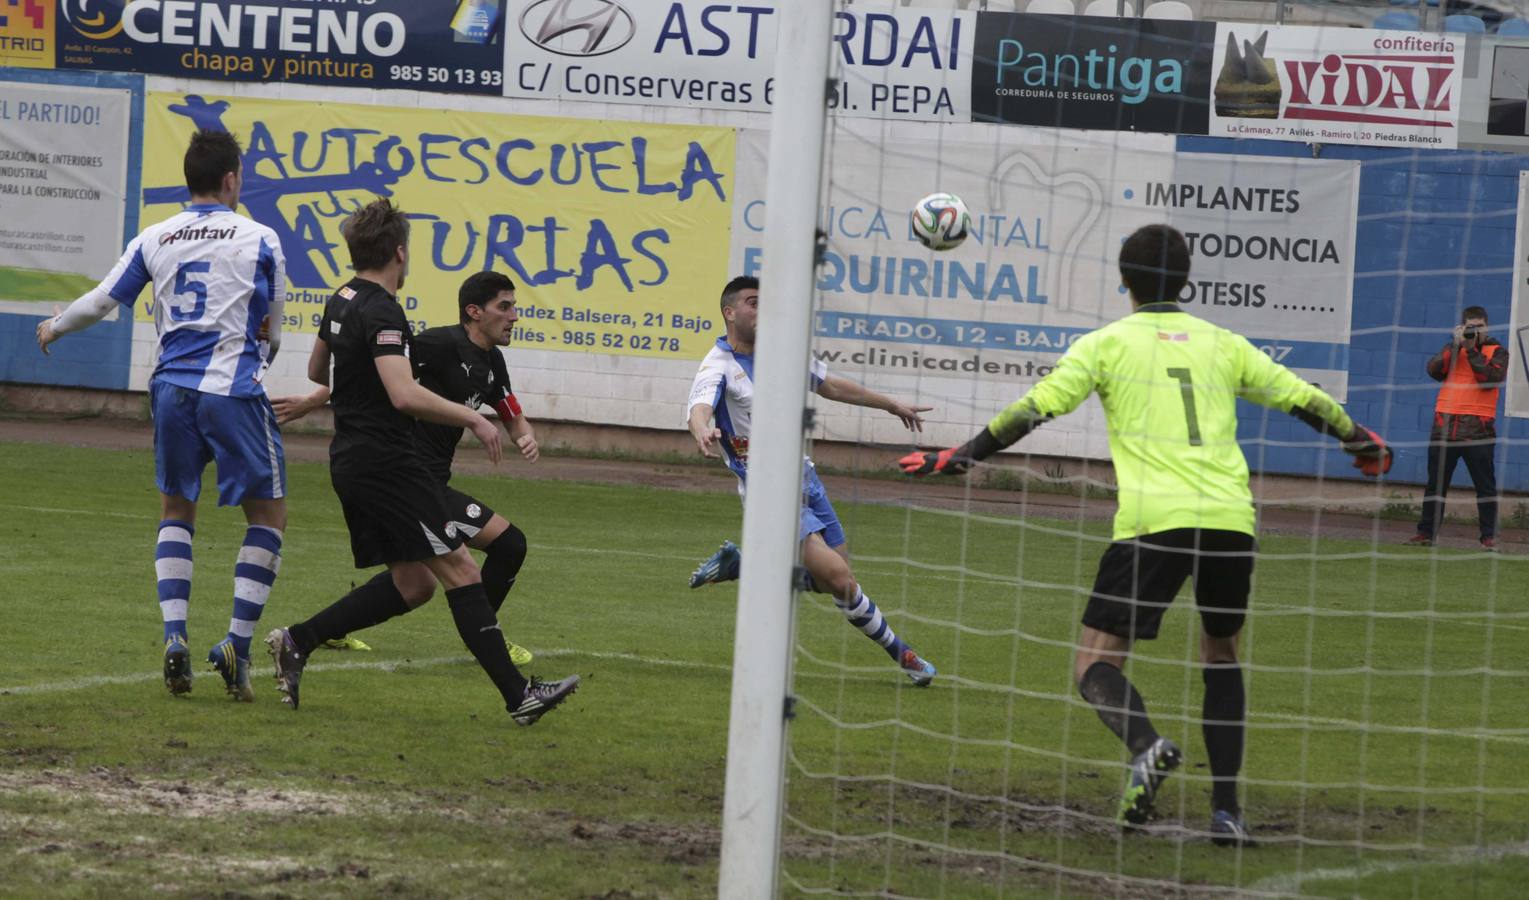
[909,192,971,251]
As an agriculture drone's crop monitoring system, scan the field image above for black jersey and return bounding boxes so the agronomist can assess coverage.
[411,324,513,483]
[318,277,421,473]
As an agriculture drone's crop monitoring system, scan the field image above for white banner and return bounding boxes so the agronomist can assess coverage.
[1209,25,1463,150]
[729,129,1359,450]
[1507,171,1529,418]
[504,1,971,122]
[0,81,131,306]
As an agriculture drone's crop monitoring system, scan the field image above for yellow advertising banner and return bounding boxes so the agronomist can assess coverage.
[0,0,53,69]
[139,92,734,358]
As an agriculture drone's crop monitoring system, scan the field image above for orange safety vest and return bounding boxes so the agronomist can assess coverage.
[1435,344,1501,418]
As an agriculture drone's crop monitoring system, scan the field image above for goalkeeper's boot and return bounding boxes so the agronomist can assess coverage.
[264,627,307,711]
[163,635,193,696]
[1118,737,1182,827]
[689,540,741,589]
[1209,809,1252,848]
[206,638,254,702]
[508,642,534,667]
[900,649,937,687]
[510,674,580,727]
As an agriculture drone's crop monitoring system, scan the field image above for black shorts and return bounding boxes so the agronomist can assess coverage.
[441,486,496,541]
[1082,528,1256,641]
[331,466,465,569]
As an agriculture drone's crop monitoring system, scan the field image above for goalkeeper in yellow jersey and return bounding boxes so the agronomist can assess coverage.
[901,224,1392,846]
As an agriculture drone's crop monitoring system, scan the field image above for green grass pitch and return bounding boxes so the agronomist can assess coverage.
[0,440,1525,897]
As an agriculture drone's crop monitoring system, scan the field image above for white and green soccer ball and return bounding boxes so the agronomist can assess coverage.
[909,192,971,251]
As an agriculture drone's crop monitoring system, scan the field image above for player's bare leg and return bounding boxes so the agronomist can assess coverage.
[802,534,935,686]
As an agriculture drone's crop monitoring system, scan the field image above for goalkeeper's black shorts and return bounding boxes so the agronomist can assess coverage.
[1082,528,1256,641]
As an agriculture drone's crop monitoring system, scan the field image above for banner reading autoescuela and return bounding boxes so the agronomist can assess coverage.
[58,0,507,94]
[137,92,734,359]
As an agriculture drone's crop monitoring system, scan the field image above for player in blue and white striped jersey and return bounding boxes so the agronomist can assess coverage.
[686,276,939,686]
[37,130,287,702]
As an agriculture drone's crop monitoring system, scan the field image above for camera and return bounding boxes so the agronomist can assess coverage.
[1463,325,1481,340]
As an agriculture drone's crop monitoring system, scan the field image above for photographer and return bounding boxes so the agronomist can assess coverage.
[1410,306,1508,549]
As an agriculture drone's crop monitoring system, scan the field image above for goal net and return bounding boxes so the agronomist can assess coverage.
[730,4,1529,896]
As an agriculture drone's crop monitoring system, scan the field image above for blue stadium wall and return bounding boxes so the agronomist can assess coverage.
[0,69,144,391]
[1179,136,1529,493]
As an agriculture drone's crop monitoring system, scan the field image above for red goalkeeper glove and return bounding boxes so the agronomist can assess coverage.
[899,447,972,477]
[1342,425,1392,477]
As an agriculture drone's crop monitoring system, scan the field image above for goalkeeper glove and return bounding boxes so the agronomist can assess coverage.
[1342,424,1392,477]
[899,447,972,477]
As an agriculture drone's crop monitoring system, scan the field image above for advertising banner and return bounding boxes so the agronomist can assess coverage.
[503,0,971,122]
[0,0,52,69]
[138,91,735,359]
[57,0,507,95]
[1209,25,1463,149]
[1507,171,1529,417]
[730,130,1359,412]
[0,80,130,307]
[970,14,1217,135]
[1466,37,1529,151]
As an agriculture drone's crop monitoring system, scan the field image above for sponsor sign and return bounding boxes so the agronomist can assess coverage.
[137,92,734,360]
[0,80,130,306]
[1507,171,1529,417]
[504,0,971,122]
[1209,25,1462,149]
[56,0,507,94]
[970,14,1216,135]
[1465,38,1529,150]
[0,0,51,68]
[729,131,1358,452]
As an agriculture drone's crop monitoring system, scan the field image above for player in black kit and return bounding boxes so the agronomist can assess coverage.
[264,200,578,726]
[276,272,540,665]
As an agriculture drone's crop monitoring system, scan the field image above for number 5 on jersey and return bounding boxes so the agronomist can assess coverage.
[171,261,210,322]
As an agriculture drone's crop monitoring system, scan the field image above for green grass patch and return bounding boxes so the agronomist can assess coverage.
[0,266,97,304]
[0,441,1524,897]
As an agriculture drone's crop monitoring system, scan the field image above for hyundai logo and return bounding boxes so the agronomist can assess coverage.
[519,0,635,57]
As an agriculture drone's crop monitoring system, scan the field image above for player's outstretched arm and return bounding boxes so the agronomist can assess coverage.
[816,375,932,432]
[688,403,722,459]
[1236,337,1392,477]
[375,355,502,463]
[35,289,118,354]
[273,386,330,425]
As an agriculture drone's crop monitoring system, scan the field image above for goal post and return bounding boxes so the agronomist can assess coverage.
[716,2,837,897]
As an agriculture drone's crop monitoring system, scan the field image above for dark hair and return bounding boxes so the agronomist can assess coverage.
[1119,224,1190,304]
[340,198,411,272]
[720,275,759,313]
[183,129,242,196]
[1463,306,1488,324]
[459,271,517,324]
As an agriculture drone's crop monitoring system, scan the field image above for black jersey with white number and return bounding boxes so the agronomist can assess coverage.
[318,277,420,473]
[411,324,513,484]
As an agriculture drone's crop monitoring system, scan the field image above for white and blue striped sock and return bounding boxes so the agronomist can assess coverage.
[155,520,194,643]
[836,586,909,662]
[228,526,282,659]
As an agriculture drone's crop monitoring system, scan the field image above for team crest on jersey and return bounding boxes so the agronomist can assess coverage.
[466,503,482,519]
[338,286,357,300]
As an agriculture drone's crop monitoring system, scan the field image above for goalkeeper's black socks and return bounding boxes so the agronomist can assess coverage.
[481,525,528,614]
[445,583,529,709]
[288,571,411,654]
[1202,664,1246,814]
[1079,661,1161,756]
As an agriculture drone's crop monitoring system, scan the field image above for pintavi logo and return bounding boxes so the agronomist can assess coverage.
[519,0,635,57]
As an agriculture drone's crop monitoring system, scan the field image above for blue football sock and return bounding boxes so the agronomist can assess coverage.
[155,520,194,643]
